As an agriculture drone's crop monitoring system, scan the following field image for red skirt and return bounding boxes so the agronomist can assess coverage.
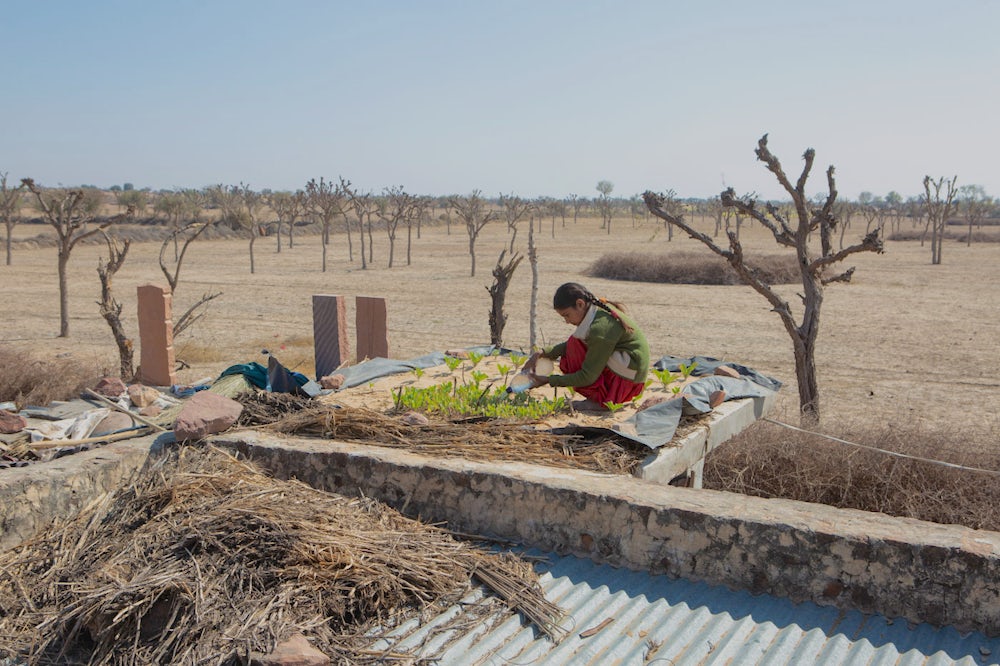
[559,336,645,405]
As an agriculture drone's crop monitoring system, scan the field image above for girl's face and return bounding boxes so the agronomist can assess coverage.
[555,298,588,326]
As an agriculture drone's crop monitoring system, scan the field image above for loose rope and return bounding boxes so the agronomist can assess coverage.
[762,417,1000,477]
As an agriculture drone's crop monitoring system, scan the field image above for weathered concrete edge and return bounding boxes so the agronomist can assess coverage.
[217,431,1000,637]
[0,434,165,551]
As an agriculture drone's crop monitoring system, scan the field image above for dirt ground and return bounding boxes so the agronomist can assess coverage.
[2,214,998,441]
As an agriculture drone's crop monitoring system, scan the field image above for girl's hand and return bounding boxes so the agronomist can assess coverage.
[528,372,549,389]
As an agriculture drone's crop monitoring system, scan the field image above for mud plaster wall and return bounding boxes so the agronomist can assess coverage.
[220,432,1000,637]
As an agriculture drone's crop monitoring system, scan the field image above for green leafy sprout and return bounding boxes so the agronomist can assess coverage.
[444,356,463,372]
[395,381,567,420]
[679,361,698,378]
[652,368,676,389]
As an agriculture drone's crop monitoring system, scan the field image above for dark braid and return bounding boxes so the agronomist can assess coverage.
[553,282,634,333]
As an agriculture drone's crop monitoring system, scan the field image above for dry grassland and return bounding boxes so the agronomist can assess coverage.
[2,214,998,445]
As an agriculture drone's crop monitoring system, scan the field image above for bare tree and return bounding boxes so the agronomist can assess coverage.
[406,196,429,265]
[1,172,25,265]
[958,184,991,247]
[305,178,347,271]
[268,190,306,254]
[644,135,884,423]
[923,175,958,265]
[499,193,533,253]
[596,180,614,233]
[158,221,221,339]
[568,194,586,224]
[528,219,539,350]
[342,180,378,270]
[96,231,134,381]
[376,186,418,268]
[449,190,498,277]
[22,178,133,337]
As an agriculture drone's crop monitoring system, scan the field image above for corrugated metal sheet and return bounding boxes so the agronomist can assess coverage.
[371,551,1000,665]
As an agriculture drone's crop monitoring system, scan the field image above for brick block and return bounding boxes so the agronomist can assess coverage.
[312,295,350,379]
[136,284,177,386]
[356,296,389,361]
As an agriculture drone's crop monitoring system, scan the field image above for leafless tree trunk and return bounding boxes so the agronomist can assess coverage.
[376,186,417,268]
[306,178,348,272]
[487,250,523,347]
[22,178,133,337]
[923,175,958,265]
[528,219,539,350]
[96,232,134,381]
[644,134,883,424]
[1,173,25,266]
[500,193,532,253]
[450,190,497,277]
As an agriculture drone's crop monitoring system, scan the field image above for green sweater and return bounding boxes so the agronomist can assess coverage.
[542,307,650,388]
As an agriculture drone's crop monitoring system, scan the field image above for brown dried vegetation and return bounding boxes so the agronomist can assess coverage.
[704,417,1000,531]
[587,251,800,285]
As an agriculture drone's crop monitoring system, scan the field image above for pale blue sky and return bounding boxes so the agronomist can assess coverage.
[3,1,997,201]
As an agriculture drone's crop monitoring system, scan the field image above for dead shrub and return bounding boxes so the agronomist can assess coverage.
[703,416,1000,531]
[888,228,1000,243]
[587,251,799,285]
[0,348,104,408]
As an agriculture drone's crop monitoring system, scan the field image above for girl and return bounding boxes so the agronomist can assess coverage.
[529,282,650,410]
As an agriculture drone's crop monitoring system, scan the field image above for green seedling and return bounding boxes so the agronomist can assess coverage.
[444,356,462,372]
[410,367,425,380]
[496,363,511,381]
[394,379,567,420]
[652,368,676,389]
[671,385,682,395]
[468,351,484,367]
[470,370,488,388]
[509,353,527,370]
[604,401,627,414]
[679,361,698,378]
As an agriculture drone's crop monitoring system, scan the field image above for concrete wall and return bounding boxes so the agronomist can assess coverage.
[3,430,997,637]
[0,436,161,551]
[220,432,1000,637]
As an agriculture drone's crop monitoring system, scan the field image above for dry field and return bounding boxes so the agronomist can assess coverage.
[2,214,999,445]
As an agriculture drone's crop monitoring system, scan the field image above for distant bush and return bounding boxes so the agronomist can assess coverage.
[704,418,1000,532]
[587,251,799,285]
[888,229,1000,243]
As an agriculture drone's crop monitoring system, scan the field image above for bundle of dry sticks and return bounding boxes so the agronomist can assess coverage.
[235,391,649,475]
[0,446,564,665]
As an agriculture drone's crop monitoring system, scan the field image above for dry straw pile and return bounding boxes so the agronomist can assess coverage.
[0,446,563,664]
[236,391,650,475]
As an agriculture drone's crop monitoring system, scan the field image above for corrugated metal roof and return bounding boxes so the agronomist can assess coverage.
[371,551,1000,665]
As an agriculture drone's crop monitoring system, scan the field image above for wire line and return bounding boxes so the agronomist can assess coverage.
[761,417,1000,478]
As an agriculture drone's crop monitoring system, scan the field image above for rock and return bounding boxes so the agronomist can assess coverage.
[249,633,330,666]
[709,390,727,409]
[92,411,138,437]
[138,404,162,418]
[713,365,740,379]
[173,392,243,441]
[443,349,470,359]
[319,374,345,390]
[0,409,27,434]
[128,384,161,408]
[93,376,127,397]
[400,411,429,426]
[636,395,669,412]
